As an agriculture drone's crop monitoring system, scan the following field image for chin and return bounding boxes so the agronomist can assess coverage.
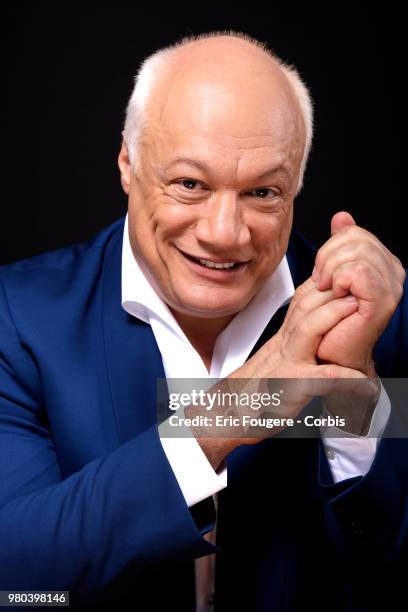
[174,293,249,319]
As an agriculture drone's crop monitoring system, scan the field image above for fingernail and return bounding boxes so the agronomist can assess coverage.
[344,294,358,302]
[312,265,316,279]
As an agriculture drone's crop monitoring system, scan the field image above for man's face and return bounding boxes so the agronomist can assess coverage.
[120,48,305,322]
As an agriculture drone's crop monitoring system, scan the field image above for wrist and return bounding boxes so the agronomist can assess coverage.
[324,374,380,436]
[195,437,238,471]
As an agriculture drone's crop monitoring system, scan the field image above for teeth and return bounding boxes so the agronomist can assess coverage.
[198,259,237,269]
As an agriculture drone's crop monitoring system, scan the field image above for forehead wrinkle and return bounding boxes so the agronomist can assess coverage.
[156,105,303,177]
[156,133,295,183]
[191,141,293,179]
[170,132,293,160]
[162,149,294,190]
[235,153,292,186]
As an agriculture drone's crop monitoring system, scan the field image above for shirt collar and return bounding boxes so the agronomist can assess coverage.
[121,213,295,372]
[121,215,177,330]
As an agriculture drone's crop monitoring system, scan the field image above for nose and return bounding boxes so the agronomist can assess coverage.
[194,191,251,253]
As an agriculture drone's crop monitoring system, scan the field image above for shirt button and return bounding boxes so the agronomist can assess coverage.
[326,447,336,460]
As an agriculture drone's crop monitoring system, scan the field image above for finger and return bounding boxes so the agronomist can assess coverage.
[284,277,317,319]
[331,260,404,320]
[312,226,385,283]
[316,242,394,294]
[331,211,356,236]
[282,295,359,363]
[285,272,346,320]
[330,260,384,307]
[284,286,339,334]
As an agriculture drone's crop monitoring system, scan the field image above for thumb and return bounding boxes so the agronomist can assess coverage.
[331,211,356,236]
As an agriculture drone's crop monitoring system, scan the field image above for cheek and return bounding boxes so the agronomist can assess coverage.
[153,202,198,242]
[249,208,293,259]
[129,191,167,240]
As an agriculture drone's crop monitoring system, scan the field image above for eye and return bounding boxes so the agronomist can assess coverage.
[180,179,199,190]
[170,178,209,202]
[249,187,278,199]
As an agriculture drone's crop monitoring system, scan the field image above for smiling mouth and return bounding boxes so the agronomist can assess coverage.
[179,249,248,271]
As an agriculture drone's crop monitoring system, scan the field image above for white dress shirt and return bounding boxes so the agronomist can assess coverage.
[121,213,390,609]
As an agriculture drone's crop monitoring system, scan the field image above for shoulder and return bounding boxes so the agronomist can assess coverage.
[0,216,125,351]
[0,216,125,295]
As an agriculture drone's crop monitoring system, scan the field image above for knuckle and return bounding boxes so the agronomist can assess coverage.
[348,225,368,239]
[333,264,351,284]
[354,261,367,274]
[390,288,403,309]
[391,253,403,268]
[314,249,324,267]
[296,318,310,336]
[294,280,309,296]
[354,260,371,276]
[295,297,309,315]
[357,240,378,260]
[345,225,358,239]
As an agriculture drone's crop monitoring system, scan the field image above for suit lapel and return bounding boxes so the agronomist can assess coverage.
[101,221,166,445]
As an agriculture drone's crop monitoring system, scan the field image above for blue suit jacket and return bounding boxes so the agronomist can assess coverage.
[0,216,406,611]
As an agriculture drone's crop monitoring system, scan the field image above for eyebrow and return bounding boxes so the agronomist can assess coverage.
[164,156,292,184]
[165,157,210,174]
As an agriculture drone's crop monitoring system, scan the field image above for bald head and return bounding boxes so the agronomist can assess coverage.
[123,32,313,192]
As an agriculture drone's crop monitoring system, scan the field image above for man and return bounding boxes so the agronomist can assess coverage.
[0,32,406,611]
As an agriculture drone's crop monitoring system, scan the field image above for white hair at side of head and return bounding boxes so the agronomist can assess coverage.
[281,64,314,191]
[123,31,314,193]
[122,48,170,172]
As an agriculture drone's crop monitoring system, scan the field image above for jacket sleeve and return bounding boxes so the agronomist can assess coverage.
[317,275,408,570]
[318,419,408,563]
[0,279,215,593]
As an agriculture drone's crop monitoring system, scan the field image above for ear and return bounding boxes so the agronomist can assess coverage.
[118,134,131,194]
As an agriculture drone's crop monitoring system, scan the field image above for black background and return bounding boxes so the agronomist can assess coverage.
[2,4,406,266]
